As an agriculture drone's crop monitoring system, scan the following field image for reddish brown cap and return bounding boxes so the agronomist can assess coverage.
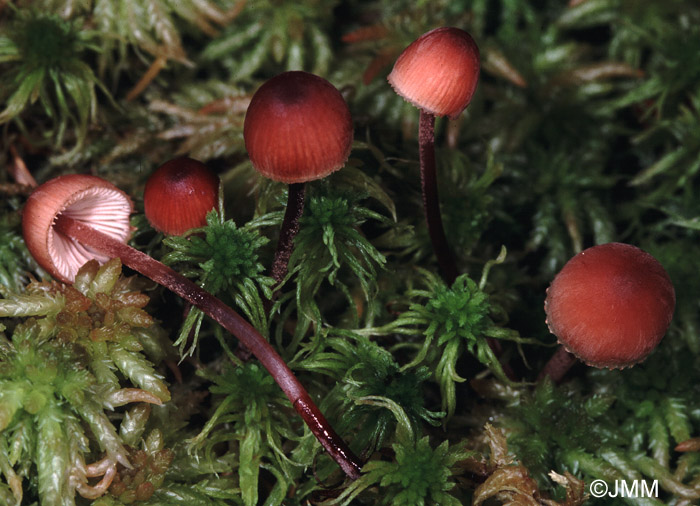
[22,174,133,283]
[244,71,353,184]
[388,27,480,119]
[544,243,675,369]
[144,157,219,236]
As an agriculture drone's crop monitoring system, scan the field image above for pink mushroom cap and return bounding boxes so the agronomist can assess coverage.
[388,26,480,119]
[22,174,133,283]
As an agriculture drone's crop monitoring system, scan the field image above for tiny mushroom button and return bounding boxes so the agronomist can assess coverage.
[143,157,220,236]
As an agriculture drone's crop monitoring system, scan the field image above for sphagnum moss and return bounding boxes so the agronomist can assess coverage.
[0,11,110,156]
[1,1,700,504]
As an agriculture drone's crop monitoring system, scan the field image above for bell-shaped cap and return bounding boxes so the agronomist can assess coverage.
[388,27,480,119]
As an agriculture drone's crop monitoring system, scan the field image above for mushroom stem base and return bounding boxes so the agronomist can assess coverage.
[538,346,578,383]
[54,214,363,480]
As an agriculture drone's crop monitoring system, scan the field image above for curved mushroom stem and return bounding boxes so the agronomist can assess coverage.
[54,214,362,480]
[538,347,578,383]
[419,110,458,285]
[270,182,305,286]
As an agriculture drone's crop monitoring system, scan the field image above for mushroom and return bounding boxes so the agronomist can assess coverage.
[388,26,480,284]
[22,174,133,283]
[143,157,220,236]
[244,71,353,285]
[21,174,362,479]
[541,242,676,382]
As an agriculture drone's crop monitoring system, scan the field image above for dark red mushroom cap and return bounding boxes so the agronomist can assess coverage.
[243,71,353,184]
[544,242,675,369]
[388,27,480,119]
[143,157,219,236]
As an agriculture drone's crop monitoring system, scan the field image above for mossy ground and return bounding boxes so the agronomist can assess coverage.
[1,1,699,505]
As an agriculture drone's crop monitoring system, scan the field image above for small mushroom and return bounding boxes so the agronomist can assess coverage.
[388,26,480,120]
[22,174,133,284]
[388,27,480,284]
[143,157,220,236]
[244,71,353,285]
[541,242,676,381]
[21,174,362,479]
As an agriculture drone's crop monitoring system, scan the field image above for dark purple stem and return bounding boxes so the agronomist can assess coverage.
[271,183,306,285]
[54,214,362,480]
[419,110,458,285]
[419,111,515,378]
[538,346,578,383]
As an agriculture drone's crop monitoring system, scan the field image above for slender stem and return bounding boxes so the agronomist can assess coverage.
[419,112,514,378]
[538,346,578,383]
[54,215,362,480]
[270,183,306,285]
[419,110,458,285]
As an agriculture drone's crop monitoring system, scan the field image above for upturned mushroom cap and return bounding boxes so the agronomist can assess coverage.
[544,242,675,369]
[144,157,219,236]
[388,27,480,119]
[22,174,133,283]
[243,71,353,184]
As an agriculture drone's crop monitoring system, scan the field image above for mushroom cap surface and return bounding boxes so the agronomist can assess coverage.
[244,71,353,184]
[388,26,480,119]
[144,157,219,236]
[22,174,133,283]
[544,242,675,369]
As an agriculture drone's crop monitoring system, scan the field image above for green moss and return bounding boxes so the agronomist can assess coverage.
[2,1,700,504]
[12,14,79,69]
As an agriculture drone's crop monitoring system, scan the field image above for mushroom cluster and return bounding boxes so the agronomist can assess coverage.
[21,171,362,480]
[19,29,483,483]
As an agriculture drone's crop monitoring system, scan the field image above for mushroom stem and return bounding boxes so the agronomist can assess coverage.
[538,347,578,383]
[53,214,363,480]
[419,110,458,285]
[270,182,305,285]
[419,112,514,377]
